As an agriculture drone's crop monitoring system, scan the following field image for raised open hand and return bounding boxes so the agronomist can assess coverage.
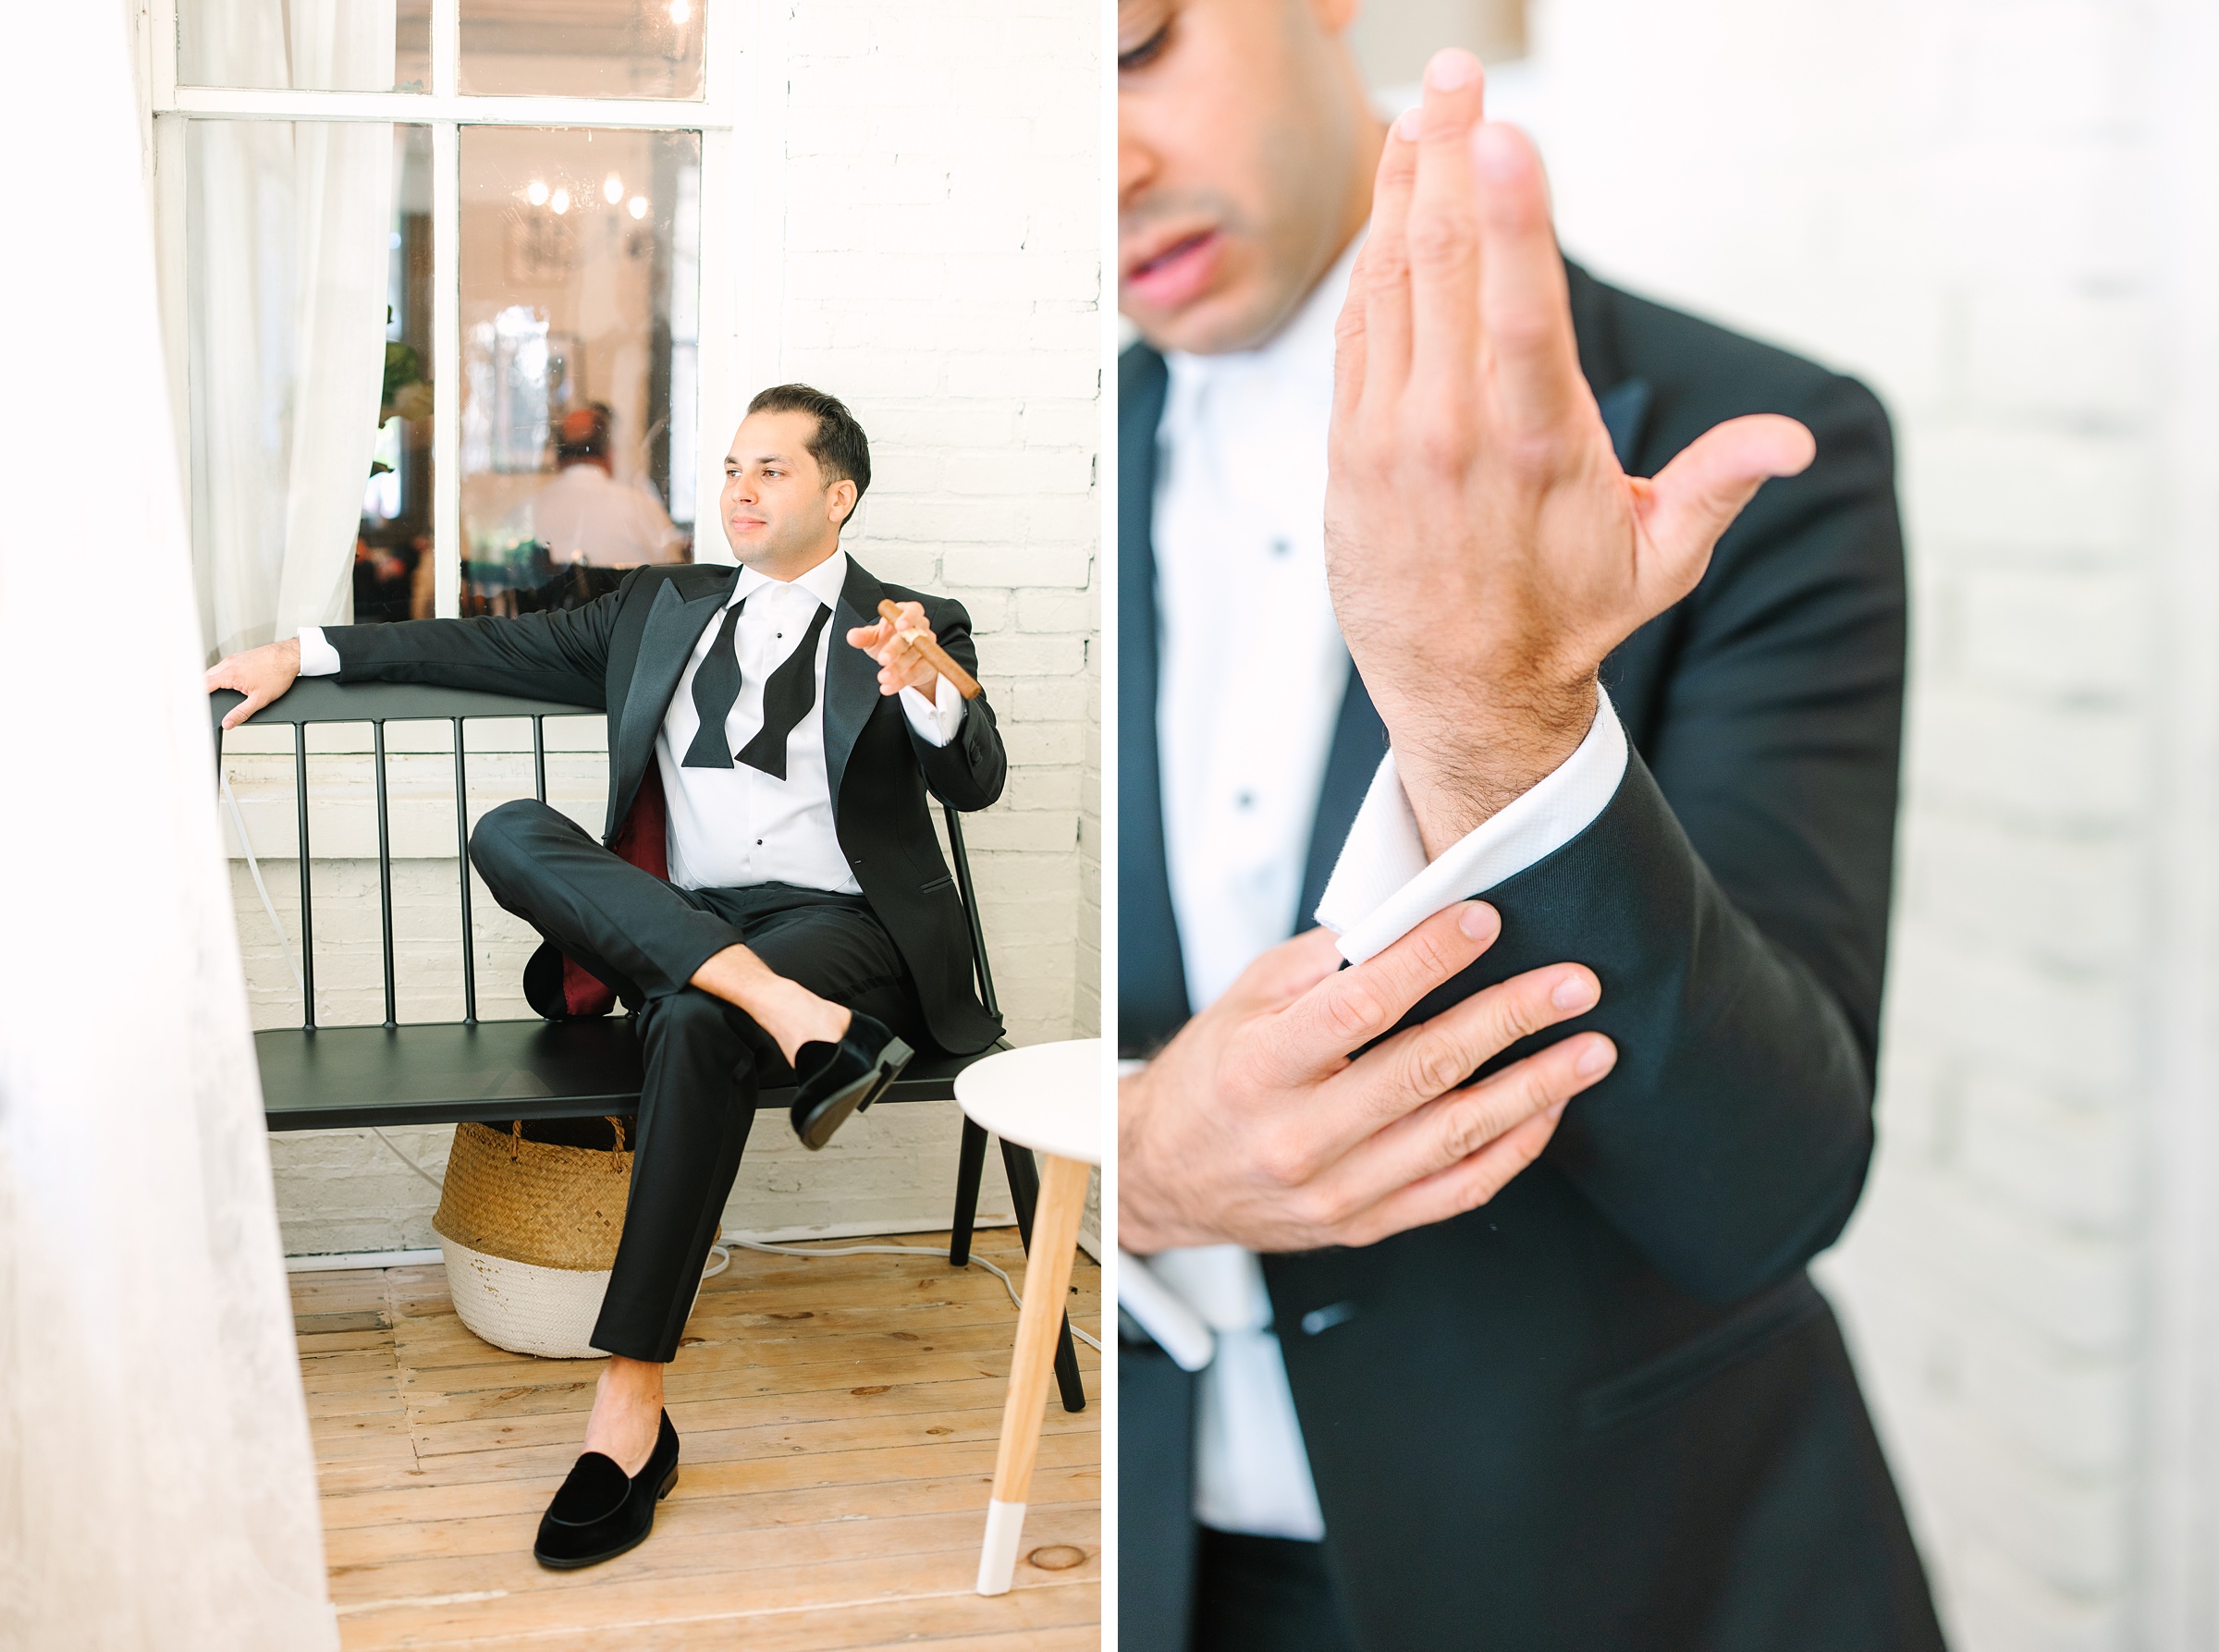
[1325,48,1815,853]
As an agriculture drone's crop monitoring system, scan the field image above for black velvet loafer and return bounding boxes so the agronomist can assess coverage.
[791,1011,913,1150]
[533,1410,680,1570]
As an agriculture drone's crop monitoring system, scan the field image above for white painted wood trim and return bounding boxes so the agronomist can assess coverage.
[429,0,458,101]
[2143,0,2219,1638]
[431,118,461,618]
[160,86,728,128]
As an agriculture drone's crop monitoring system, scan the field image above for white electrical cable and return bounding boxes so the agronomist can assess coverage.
[222,773,1093,1343]
[722,1236,1103,1352]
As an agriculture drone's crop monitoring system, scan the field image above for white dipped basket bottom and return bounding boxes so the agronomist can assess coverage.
[434,1118,635,1360]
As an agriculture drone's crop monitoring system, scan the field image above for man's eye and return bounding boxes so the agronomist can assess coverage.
[1119,20,1170,72]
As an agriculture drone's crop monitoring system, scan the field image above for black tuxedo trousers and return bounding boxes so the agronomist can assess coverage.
[470,799,925,1362]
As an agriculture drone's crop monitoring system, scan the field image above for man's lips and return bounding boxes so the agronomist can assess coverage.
[1122,227,1221,312]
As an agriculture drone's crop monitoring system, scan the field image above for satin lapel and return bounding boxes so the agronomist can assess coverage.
[824,559,885,813]
[1599,378,1654,473]
[610,573,730,831]
[1117,345,1193,1052]
[1297,667,1389,928]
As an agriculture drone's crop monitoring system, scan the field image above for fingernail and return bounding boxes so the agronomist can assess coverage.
[1576,1038,1615,1078]
[1425,47,1480,91]
[1551,971,1598,1011]
[1459,902,1499,940]
[1393,106,1422,142]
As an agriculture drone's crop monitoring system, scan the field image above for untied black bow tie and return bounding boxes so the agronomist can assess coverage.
[680,595,833,780]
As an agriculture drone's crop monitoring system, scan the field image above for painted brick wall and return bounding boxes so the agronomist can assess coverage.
[1502,0,2219,1643]
[227,0,1100,1261]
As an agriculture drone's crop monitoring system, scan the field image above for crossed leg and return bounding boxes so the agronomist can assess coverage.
[471,797,852,1060]
[469,800,925,1475]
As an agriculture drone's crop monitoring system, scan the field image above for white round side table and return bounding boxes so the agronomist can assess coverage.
[954,1038,1103,1597]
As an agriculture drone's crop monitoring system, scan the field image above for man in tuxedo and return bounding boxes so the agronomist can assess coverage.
[1118,3,1944,1648]
[208,384,1006,1569]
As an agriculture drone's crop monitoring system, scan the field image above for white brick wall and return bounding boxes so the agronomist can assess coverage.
[227,0,1100,1261]
[1507,0,2219,1642]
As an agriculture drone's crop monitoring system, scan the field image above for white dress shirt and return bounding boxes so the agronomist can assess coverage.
[1143,237,1629,1543]
[1155,246,1355,1014]
[300,550,962,891]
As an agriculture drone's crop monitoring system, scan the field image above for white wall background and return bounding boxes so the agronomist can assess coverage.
[224,0,1100,1260]
[1500,0,2219,1645]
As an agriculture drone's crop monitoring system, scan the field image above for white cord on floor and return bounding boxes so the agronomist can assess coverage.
[714,1237,1103,1352]
[226,774,1097,1351]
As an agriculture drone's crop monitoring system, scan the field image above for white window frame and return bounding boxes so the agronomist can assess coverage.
[142,0,787,615]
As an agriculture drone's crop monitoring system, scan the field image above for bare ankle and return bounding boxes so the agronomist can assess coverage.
[777,985,852,1064]
[584,1357,666,1475]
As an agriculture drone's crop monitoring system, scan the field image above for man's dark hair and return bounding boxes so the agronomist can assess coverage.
[555,402,612,467]
[746,383,871,527]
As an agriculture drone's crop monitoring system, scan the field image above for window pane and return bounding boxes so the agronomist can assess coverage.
[184,119,435,657]
[460,0,705,100]
[360,127,435,621]
[460,127,701,616]
[179,0,431,92]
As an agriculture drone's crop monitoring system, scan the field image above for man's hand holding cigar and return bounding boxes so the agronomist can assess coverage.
[846,596,982,702]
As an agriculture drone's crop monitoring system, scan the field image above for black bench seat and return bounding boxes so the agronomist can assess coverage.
[211,674,1082,1411]
[255,1019,1000,1132]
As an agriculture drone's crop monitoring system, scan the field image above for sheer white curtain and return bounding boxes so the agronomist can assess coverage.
[0,4,339,1646]
[189,0,397,660]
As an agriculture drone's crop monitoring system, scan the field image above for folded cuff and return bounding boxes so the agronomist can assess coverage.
[1315,685,1629,965]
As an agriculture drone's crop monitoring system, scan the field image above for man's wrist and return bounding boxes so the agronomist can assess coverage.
[1115,1070,1162,1254]
[1367,660,1598,851]
[1115,1067,1195,1256]
[1379,669,1600,857]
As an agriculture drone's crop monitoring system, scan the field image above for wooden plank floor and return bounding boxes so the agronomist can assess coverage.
[293,1228,1100,1649]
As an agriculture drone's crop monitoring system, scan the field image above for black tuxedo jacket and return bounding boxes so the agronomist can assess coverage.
[325,557,1007,1055]
[1120,265,1945,1650]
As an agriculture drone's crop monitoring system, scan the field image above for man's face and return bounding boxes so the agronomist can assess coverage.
[1119,0,1376,355]
[719,410,854,571]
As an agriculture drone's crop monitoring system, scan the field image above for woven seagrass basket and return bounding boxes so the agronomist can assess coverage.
[433,1119,634,1359]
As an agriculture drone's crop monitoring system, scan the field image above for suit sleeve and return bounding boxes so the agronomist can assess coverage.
[906,596,1007,812]
[323,576,638,708]
[1405,373,1906,1303]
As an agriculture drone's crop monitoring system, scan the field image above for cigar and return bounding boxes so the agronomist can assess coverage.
[877,598,983,700]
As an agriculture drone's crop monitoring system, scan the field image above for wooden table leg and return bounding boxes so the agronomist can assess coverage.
[976,1150,1092,1595]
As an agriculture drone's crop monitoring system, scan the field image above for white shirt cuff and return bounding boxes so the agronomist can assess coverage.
[1315,685,1629,966]
[900,671,965,747]
[296,626,340,676]
[1116,1250,1218,1372]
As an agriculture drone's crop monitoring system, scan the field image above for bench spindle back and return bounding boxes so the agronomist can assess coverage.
[213,679,999,1037]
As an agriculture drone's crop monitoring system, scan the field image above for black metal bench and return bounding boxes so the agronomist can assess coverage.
[210,677,1084,1411]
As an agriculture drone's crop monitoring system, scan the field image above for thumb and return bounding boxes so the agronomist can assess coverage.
[1635,413,1814,593]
